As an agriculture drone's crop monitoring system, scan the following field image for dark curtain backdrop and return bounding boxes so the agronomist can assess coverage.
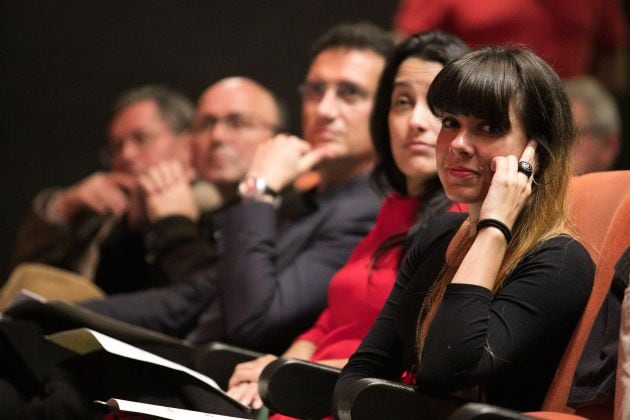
[1,1,628,279]
[0,1,398,277]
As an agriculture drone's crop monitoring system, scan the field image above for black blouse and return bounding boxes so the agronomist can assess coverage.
[335,213,594,412]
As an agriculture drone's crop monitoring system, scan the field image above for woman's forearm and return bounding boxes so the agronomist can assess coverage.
[451,227,507,290]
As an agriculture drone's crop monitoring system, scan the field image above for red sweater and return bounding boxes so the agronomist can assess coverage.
[272,194,463,419]
[297,193,418,361]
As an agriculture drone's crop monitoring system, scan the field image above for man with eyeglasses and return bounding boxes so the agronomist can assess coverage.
[11,85,195,294]
[0,24,392,417]
[81,23,393,356]
[132,78,282,225]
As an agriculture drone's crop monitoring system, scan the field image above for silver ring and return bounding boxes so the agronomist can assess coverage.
[518,161,533,178]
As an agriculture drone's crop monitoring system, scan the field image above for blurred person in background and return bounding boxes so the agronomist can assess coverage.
[11,85,196,294]
[83,23,393,354]
[226,30,470,415]
[564,76,622,175]
[393,0,629,96]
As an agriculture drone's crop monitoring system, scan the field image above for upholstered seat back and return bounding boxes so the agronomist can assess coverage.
[542,171,630,413]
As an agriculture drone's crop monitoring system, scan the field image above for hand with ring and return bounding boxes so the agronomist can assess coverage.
[478,140,537,229]
[517,160,533,178]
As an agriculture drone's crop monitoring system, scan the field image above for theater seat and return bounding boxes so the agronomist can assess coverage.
[532,171,630,419]
[258,171,630,420]
[0,262,105,311]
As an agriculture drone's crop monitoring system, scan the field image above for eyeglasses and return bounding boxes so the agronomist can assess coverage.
[192,113,276,135]
[108,130,165,156]
[299,81,372,105]
[100,129,169,167]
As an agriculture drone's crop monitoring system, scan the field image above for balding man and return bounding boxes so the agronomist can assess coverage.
[0,26,390,417]
[138,77,281,224]
[130,77,283,294]
[0,78,283,419]
[193,77,281,200]
[85,23,392,354]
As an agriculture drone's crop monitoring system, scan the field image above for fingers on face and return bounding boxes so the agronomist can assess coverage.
[492,154,532,191]
[85,177,129,215]
[520,140,538,165]
[492,140,538,179]
[508,155,533,197]
[139,161,185,194]
[505,155,528,184]
[103,188,129,215]
[155,161,183,186]
[109,172,139,192]
[298,147,329,172]
[271,134,311,153]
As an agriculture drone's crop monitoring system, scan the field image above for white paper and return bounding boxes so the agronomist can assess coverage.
[47,328,220,391]
[96,398,245,419]
[6,289,47,308]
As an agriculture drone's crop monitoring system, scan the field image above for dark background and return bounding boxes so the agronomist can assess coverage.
[1,1,628,278]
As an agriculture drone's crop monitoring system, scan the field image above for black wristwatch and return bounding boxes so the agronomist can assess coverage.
[237,175,280,201]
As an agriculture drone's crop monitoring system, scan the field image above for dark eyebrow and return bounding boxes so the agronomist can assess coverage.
[392,80,415,89]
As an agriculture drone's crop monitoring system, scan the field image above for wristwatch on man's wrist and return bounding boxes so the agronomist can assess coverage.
[237,175,280,201]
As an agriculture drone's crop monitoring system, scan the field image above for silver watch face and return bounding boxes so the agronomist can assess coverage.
[238,176,265,198]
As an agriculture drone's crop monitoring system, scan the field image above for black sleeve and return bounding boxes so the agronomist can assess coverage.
[416,237,594,393]
[144,215,219,286]
[334,214,462,407]
[11,190,107,276]
[82,215,221,337]
[82,275,214,337]
[570,245,630,404]
[213,198,378,352]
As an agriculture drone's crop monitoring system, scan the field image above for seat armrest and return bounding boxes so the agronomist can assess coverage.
[259,357,340,419]
[336,377,534,420]
[195,342,263,390]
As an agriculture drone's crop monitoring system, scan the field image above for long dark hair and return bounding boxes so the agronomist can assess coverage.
[370,31,469,267]
[417,46,576,352]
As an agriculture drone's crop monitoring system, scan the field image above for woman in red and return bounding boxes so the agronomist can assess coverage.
[226,31,469,412]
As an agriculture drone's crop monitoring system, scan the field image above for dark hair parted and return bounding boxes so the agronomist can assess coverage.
[111,85,195,134]
[426,46,576,282]
[371,31,470,196]
[369,31,469,269]
[309,22,394,64]
[417,47,577,354]
[427,46,575,187]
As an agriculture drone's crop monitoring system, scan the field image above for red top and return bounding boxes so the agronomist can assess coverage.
[298,193,419,361]
[394,0,628,78]
[272,194,464,420]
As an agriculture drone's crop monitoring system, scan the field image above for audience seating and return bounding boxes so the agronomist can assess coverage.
[4,172,627,418]
[257,171,630,419]
[533,171,630,419]
[195,342,262,390]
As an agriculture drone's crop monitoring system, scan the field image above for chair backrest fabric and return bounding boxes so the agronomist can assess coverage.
[542,171,630,412]
[0,262,105,311]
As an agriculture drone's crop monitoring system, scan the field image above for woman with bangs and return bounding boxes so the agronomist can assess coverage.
[226,31,469,415]
[334,46,595,412]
